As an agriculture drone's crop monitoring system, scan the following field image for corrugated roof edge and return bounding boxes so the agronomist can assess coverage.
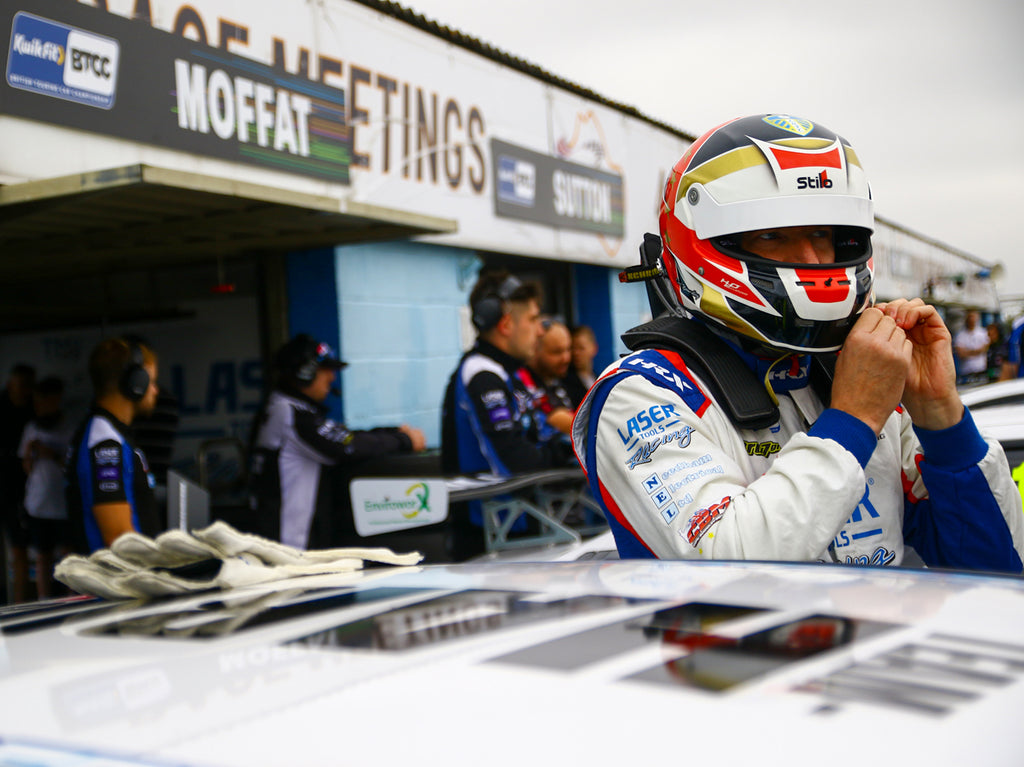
[349,0,697,143]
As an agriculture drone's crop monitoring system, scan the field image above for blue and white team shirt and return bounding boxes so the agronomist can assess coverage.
[67,408,158,553]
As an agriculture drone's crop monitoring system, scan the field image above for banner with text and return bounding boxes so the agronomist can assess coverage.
[2,0,352,182]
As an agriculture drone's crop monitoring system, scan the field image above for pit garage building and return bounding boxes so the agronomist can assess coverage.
[0,0,1002,471]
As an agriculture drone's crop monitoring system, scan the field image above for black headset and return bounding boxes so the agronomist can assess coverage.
[294,346,319,383]
[118,341,151,402]
[277,334,324,384]
[471,275,524,331]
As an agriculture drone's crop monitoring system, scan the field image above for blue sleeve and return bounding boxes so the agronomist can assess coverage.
[903,409,1022,573]
[807,408,877,468]
[1008,326,1023,366]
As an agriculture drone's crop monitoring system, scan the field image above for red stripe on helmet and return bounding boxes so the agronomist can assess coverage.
[769,145,843,171]
[702,246,744,272]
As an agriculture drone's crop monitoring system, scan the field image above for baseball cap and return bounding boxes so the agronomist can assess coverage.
[310,339,347,370]
[276,334,348,382]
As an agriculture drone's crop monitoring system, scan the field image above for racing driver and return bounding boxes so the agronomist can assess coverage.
[572,114,1024,571]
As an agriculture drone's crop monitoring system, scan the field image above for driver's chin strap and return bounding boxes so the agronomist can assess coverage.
[762,355,789,407]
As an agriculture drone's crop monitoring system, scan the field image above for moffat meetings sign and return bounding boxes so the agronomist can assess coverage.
[1,0,625,236]
[2,0,352,182]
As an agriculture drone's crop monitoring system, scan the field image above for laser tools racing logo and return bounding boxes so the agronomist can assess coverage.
[6,12,120,109]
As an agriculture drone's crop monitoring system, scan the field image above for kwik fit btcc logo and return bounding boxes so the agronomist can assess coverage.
[6,12,119,109]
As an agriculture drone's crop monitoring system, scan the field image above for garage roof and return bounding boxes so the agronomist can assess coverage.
[0,164,457,283]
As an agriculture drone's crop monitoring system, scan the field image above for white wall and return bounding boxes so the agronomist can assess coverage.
[334,242,479,446]
[8,0,689,270]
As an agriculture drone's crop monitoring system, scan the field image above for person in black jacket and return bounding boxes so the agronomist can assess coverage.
[441,271,576,558]
[249,334,425,549]
[523,318,575,435]
[565,325,599,409]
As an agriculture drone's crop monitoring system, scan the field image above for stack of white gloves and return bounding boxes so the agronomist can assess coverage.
[55,521,423,600]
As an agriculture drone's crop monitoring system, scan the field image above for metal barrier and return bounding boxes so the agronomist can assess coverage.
[446,468,605,552]
[199,436,605,557]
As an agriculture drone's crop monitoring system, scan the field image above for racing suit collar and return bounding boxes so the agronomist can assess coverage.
[475,339,526,376]
[684,315,811,393]
[92,405,130,433]
[91,405,140,445]
[720,336,811,393]
[276,385,330,414]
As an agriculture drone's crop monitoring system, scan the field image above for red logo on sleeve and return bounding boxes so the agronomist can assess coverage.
[686,496,731,546]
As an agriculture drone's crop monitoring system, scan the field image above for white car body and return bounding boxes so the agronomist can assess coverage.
[960,378,1024,410]
[962,379,1024,462]
[2,559,1024,766]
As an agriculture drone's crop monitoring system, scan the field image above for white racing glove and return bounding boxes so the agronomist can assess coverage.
[192,520,424,567]
[55,521,423,600]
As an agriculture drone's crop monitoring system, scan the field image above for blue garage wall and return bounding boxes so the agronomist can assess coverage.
[571,263,615,374]
[286,248,343,421]
[572,264,653,377]
[334,242,480,447]
[288,245,646,442]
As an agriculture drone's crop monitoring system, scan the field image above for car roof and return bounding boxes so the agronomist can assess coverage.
[3,559,1024,765]
[961,378,1024,409]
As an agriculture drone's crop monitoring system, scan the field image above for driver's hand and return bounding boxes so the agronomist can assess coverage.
[830,307,911,434]
[876,298,963,430]
[399,424,427,452]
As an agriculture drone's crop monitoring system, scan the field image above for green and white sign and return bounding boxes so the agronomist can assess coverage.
[350,478,449,536]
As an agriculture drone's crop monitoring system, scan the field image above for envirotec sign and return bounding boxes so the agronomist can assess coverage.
[350,478,449,536]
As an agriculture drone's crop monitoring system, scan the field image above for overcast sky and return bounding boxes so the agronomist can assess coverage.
[401,0,1024,297]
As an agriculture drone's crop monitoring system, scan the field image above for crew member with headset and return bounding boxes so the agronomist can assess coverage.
[441,270,576,559]
[66,338,162,553]
[249,334,426,550]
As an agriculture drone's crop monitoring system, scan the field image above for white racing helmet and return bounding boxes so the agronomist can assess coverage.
[659,114,875,353]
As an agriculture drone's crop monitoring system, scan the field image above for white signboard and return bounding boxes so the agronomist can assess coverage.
[12,0,692,267]
[350,477,449,536]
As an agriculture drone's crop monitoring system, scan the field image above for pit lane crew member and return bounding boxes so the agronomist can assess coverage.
[441,272,576,558]
[249,334,426,549]
[67,338,161,553]
[522,318,576,436]
[572,114,1024,572]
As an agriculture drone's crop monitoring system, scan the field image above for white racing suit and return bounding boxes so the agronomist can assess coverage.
[572,345,1024,571]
